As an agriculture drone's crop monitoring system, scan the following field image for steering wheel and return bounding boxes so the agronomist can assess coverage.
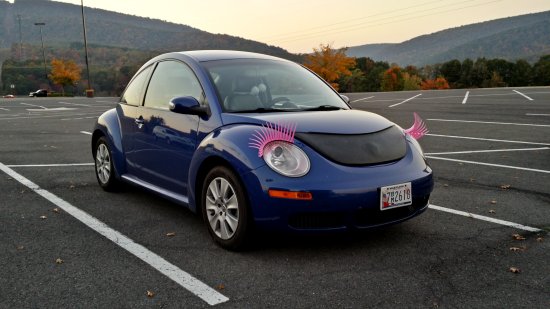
[271,97,299,109]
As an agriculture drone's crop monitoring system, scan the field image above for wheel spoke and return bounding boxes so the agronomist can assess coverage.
[220,180,229,200]
[208,181,220,200]
[225,213,239,232]
[225,195,238,210]
[220,219,230,239]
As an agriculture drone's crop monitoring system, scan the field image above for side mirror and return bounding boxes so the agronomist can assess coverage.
[169,96,208,116]
[340,95,350,104]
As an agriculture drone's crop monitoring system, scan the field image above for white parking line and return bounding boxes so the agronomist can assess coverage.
[81,131,92,135]
[351,96,374,103]
[0,107,9,111]
[59,101,91,107]
[425,133,550,146]
[526,113,550,116]
[462,91,469,104]
[425,147,549,156]
[6,163,94,167]
[429,204,541,232]
[425,156,550,174]
[427,119,550,128]
[513,90,534,101]
[388,94,422,108]
[0,162,229,306]
[20,102,46,109]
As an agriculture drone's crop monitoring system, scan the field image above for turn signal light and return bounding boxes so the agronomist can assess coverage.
[268,189,313,200]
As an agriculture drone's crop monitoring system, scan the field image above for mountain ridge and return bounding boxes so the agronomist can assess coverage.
[345,10,550,66]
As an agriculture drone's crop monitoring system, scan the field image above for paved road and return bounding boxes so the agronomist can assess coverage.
[1,88,548,308]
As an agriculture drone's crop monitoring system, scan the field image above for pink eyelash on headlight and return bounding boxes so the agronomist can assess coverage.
[404,112,428,140]
[249,121,297,157]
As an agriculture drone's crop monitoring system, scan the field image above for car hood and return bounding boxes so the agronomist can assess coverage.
[220,109,395,134]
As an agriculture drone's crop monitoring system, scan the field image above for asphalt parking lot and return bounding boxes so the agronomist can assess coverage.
[1,87,549,308]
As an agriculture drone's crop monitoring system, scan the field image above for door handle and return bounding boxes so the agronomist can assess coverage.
[134,116,144,128]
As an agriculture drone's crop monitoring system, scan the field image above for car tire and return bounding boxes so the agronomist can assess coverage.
[94,136,121,191]
[201,166,251,250]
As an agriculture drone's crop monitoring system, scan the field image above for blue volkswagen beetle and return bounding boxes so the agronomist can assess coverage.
[92,50,433,250]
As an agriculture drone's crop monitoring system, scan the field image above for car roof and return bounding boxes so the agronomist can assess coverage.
[176,50,287,62]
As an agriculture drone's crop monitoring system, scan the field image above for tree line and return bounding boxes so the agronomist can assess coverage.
[305,44,550,93]
[2,43,550,96]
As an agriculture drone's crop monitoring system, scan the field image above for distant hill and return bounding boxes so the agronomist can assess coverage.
[346,10,550,66]
[0,0,299,61]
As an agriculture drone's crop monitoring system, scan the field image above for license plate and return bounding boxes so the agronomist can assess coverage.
[380,182,412,210]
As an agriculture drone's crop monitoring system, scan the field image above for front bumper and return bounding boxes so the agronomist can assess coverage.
[241,141,434,232]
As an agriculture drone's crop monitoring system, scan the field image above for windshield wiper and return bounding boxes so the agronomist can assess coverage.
[301,105,346,111]
[231,107,295,113]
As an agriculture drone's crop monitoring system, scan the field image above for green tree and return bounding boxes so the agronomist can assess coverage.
[509,60,532,86]
[440,59,462,88]
[533,55,550,86]
[402,72,422,90]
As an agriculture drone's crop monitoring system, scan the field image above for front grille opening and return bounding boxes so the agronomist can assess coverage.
[354,195,430,227]
[288,212,346,229]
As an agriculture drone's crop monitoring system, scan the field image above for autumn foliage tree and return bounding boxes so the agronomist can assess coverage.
[421,77,450,90]
[304,44,356,91]
[380,66,404,91]
[48,58,81,95]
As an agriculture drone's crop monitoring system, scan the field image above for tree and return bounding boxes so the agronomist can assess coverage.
[402,73,422,90]
[533,55,550,86]
[381,66,404,91]
[304,44,356,91]
[49,58,81,95]
[440,59,462,88]
[421,77,450,90]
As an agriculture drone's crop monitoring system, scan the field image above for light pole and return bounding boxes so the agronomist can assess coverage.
[81,0,93,97]
[34,22,48,83]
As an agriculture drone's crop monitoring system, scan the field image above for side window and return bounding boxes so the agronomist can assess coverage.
[144,60,203,110]
[121,65,153,106]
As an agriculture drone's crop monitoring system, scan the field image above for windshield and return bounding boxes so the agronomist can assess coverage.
[202,59,349,113]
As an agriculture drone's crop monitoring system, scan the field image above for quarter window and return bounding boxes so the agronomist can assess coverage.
[144,61,203,110]
[121,65,153,106]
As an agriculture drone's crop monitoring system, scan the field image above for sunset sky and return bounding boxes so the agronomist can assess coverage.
[18,0,550,53]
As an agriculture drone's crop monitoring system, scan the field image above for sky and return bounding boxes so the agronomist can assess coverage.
[15,0,550,53]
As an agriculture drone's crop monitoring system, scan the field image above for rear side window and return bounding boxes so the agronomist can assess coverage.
[121,65,153,106]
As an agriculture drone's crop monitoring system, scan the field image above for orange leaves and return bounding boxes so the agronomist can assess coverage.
[48,58,82,94]
[421,77,450,90]
[304,44,356,91]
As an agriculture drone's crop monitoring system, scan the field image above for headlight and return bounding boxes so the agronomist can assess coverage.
[263,141,310,177]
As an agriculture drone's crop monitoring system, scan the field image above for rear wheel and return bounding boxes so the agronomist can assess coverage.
[201,166,250,250]
[94,136,121,191]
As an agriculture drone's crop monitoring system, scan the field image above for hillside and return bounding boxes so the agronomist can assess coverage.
[0,0,299,61]
[346,10,550,66]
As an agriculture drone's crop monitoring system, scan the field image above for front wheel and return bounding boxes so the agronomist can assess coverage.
[201,166,251,250]
[94,136,121,191]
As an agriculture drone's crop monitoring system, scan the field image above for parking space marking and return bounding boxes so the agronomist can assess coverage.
[429,204,541,233]
[388,94,422,108]
[80,131,92,135]
[20,102,46,109]
[526,113,550,116]
[0,162,230,306]
[513,90,534,101]
[6,163,94,167]
[425,147,549,155]
[0,108,9,111]
[425,156,550,174]
[428,119,550,128]
[351,96,374,103]
[426,133,550,146]
[59,101,91,107]
[0,112,103,121]
[461,91,469,104]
